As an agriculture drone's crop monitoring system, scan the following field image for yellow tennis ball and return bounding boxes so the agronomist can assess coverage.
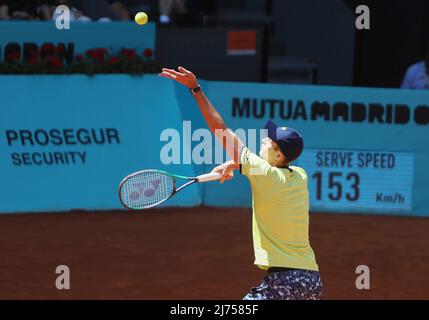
[135,12,148,25]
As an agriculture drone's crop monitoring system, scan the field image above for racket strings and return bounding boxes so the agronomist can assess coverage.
[120,171,174,209]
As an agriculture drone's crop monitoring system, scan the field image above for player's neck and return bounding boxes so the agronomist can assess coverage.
[274,162,291,169]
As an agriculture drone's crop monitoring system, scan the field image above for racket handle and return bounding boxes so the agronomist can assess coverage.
[197,172,221,182]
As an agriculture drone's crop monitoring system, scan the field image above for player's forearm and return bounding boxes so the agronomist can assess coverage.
[224,160,240,170]
[159,67,243,163]
[192,89,227,133]
[193,88,243,164]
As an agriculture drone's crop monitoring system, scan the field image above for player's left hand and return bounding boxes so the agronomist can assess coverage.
[211,162,235,184]
[159,66,199,89]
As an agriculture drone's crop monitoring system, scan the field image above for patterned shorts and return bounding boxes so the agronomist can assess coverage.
[243,269,323,300]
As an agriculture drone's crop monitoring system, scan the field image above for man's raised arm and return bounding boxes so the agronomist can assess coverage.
[159,66,244,163]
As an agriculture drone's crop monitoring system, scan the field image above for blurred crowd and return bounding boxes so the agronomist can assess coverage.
[401,42,429,90]
[0,0,214,25]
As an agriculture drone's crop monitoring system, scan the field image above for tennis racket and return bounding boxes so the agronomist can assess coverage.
[119,170,221,210]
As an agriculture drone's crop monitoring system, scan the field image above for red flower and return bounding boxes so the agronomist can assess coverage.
[91,48,108,56]
[120,48,129,56]
[98,48,108,55]
[120,48,136,60]
[143,48,153,59]
[55,45,65,54]
[6,51,21,63]
[29,48,38,57]
[96,55,104,63]
[49,56,63,68]
[128,51,136,59]
[75,54,85,62]
[86,49,98,58]
[86,48,108,63]
[28,56,39,65]
[41,43,55,56]
[22,47,39,65]
[109,56,119,65]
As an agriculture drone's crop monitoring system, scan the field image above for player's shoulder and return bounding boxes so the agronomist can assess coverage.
[289,166,308,180]
[406,61,425,74]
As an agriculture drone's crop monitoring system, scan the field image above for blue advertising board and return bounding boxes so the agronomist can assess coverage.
[203,81,429,216]
[0,74,428,216]
[0,75,199,212]
[297,149,414,212]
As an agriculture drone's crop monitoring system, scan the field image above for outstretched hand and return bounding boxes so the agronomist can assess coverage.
[211,162,237,184]
[159,66,198,89]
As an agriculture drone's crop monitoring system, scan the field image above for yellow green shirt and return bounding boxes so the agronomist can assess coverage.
[240,147,319,271]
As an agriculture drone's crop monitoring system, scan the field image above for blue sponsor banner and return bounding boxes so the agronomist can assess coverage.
[296,149,414,213]
[204,82,429,216]
[0,21,155,60]
[1,75,428,216]
[0,75,199,213]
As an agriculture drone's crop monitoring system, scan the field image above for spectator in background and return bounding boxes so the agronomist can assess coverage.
[401,42,429,89]
[40,0,89,21]
[108,0,131,20]
[38,0,54,20]
[159,0,186,24]
[67,0,116,21]
[108,1,156,21]
[0,2,10,20]
[0,1,9,20]
[1,0,39,20]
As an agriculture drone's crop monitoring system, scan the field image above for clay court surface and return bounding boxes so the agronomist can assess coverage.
[0,207,428,300]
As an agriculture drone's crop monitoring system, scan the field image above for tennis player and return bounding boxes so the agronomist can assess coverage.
[159,67,322,300]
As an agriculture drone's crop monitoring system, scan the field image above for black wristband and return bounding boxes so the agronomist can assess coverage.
[189,85,201,95]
